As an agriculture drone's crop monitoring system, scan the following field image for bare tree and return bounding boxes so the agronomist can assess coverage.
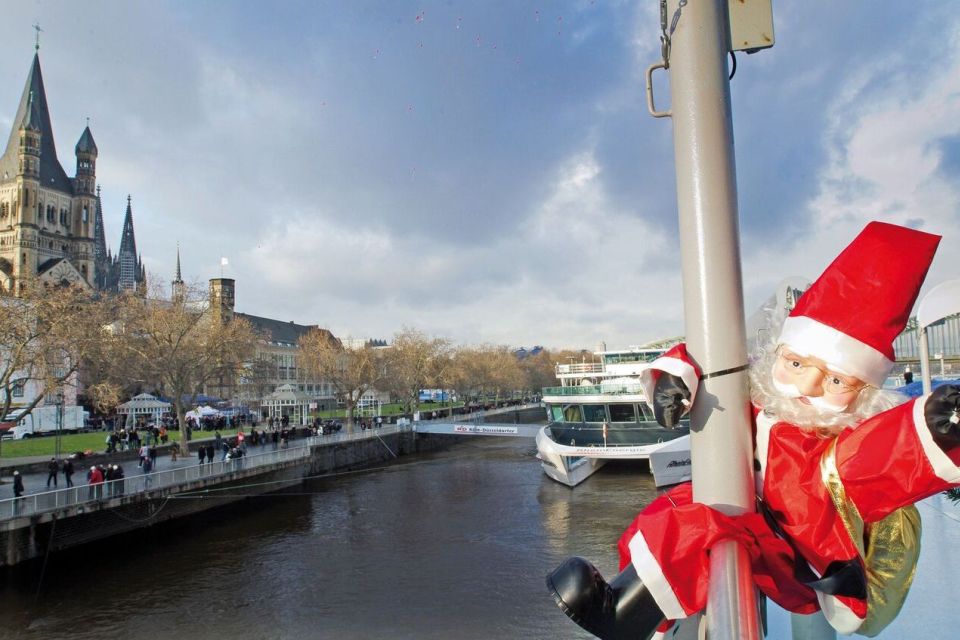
[108,283,257,447]
[236,357,275,419]
[384,327,451,415]
[298,330,385,433]
[0,278,109,421]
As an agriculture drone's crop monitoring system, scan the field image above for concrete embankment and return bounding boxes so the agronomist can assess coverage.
[0,427,460,567]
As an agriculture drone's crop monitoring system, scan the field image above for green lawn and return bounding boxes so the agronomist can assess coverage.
[0,430,183,459]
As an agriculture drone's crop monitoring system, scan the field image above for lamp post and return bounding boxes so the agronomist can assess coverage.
[55,390,64,461]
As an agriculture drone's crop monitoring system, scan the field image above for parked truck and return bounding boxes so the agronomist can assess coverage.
[0,406,89,440]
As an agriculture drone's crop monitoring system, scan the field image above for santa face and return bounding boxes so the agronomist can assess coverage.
[772,345,866,413]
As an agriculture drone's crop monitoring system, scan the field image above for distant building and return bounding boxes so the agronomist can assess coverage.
[0,50,144,294]
[207,277,340,416]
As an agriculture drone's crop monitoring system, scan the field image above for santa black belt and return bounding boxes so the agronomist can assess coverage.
[699,363,750,381]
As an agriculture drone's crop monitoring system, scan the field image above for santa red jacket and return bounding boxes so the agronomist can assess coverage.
[620,344,960,636]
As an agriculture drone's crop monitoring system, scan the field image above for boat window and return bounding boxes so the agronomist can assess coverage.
[609,403,636,422]
[551,405,564,422]
[582,404,607,422]
[637,402,653,421]
[562,404,583,422]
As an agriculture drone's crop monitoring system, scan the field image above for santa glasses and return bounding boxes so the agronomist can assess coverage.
[775,347,867,395]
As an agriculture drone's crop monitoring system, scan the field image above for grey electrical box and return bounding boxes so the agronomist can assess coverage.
[728,0,775,53]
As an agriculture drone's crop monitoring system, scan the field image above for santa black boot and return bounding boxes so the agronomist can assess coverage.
[547,556,665,640]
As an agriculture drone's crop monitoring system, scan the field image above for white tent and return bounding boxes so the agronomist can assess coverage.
[186,405,221,420]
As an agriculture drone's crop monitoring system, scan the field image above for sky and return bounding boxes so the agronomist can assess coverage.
[1,1,958,351]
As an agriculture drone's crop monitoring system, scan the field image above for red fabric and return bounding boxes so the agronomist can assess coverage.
[88,468,103,484]
[836,400,956,521]
[789,222,939,361]
[618,393,960,627]
[618,484,819,616]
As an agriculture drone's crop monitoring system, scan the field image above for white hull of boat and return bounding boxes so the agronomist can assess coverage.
[536,426,682,487]
[648,434,692,487]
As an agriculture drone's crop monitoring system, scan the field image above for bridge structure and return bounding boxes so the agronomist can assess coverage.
[894,313,960,375]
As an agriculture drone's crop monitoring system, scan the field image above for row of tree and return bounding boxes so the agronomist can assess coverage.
[0,279,585,442]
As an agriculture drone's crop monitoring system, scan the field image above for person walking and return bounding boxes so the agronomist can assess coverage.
[12,470,24,513]
[198,445,206,465]
[46,457,59,488]
[142,454,153,488]
[205,444,215,466]
[113,464,125,495]
[63,458,74,487]
[87,465,103,500]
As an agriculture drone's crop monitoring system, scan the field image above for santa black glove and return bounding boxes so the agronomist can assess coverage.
[924,384,960,447]
[653,372,690,429]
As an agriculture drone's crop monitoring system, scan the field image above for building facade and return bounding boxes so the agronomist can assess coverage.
[207,277,340,415]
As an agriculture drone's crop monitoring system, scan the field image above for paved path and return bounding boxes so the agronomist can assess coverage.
[1,434,296,499]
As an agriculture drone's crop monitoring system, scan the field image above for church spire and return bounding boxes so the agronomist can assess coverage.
[0,51,72,192]
[117,195,140,292]
[171,243,186,303]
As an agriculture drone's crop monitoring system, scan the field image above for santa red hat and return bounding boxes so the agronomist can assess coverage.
[778,221,940,387]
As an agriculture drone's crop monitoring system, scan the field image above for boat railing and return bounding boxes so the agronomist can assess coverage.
[542,384,644,396]
[555,362,604,375]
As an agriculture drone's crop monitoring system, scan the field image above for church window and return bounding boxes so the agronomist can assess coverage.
[49,241,53,249]
[82,206,88,223]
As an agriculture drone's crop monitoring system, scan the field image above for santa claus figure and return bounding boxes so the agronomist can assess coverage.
[547,221,960,639]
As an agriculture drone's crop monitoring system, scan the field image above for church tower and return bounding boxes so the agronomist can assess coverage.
[0,49,99,292]
[209,277,235,324]
[72,123,97,284]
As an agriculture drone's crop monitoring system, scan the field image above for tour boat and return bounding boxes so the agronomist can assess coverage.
[536,344,690,487]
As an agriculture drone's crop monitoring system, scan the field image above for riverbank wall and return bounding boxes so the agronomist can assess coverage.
[0,429,456,567]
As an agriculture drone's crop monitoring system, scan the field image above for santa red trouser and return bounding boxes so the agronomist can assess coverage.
[617,483,821,624]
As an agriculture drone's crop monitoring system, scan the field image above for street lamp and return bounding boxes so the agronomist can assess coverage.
[55,390,64,460]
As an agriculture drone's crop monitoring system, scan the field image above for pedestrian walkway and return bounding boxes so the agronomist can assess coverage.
[0,425,408,521]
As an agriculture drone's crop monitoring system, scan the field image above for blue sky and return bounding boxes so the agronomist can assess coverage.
[1,1,958,349]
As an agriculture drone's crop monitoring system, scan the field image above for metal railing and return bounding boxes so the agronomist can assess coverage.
[555,362,605,375]
[542,384,644,397]
[0,424,410,522]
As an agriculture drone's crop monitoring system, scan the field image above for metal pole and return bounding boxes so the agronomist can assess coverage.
[791,611,837,640]
[920,328,932,394]
[665,1,760,638]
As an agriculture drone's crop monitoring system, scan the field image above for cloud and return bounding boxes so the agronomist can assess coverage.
[2,2,959,350]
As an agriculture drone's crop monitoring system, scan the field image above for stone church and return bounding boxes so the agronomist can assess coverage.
[0,50,144,293]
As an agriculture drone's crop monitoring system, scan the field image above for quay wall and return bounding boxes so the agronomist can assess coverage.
[1,429,459,567]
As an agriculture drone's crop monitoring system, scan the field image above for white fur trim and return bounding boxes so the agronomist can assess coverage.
[628,532,688,620]
[779,316,893,387]
[912,396,960,483]
[815,592,863,635]
[640,357,699,407]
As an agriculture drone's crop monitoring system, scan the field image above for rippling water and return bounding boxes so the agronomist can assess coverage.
[1,438,958,639]
[0,439,656,640]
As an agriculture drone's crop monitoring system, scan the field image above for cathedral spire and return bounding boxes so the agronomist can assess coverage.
[117,195,140,291]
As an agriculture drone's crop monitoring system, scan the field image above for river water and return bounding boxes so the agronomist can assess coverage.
[1,437,958,639]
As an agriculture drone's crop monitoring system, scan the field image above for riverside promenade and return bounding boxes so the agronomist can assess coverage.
[0,424,429,567]
[0,404,543,566]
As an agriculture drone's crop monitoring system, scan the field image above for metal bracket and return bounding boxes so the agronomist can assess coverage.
[645,62,671,118]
